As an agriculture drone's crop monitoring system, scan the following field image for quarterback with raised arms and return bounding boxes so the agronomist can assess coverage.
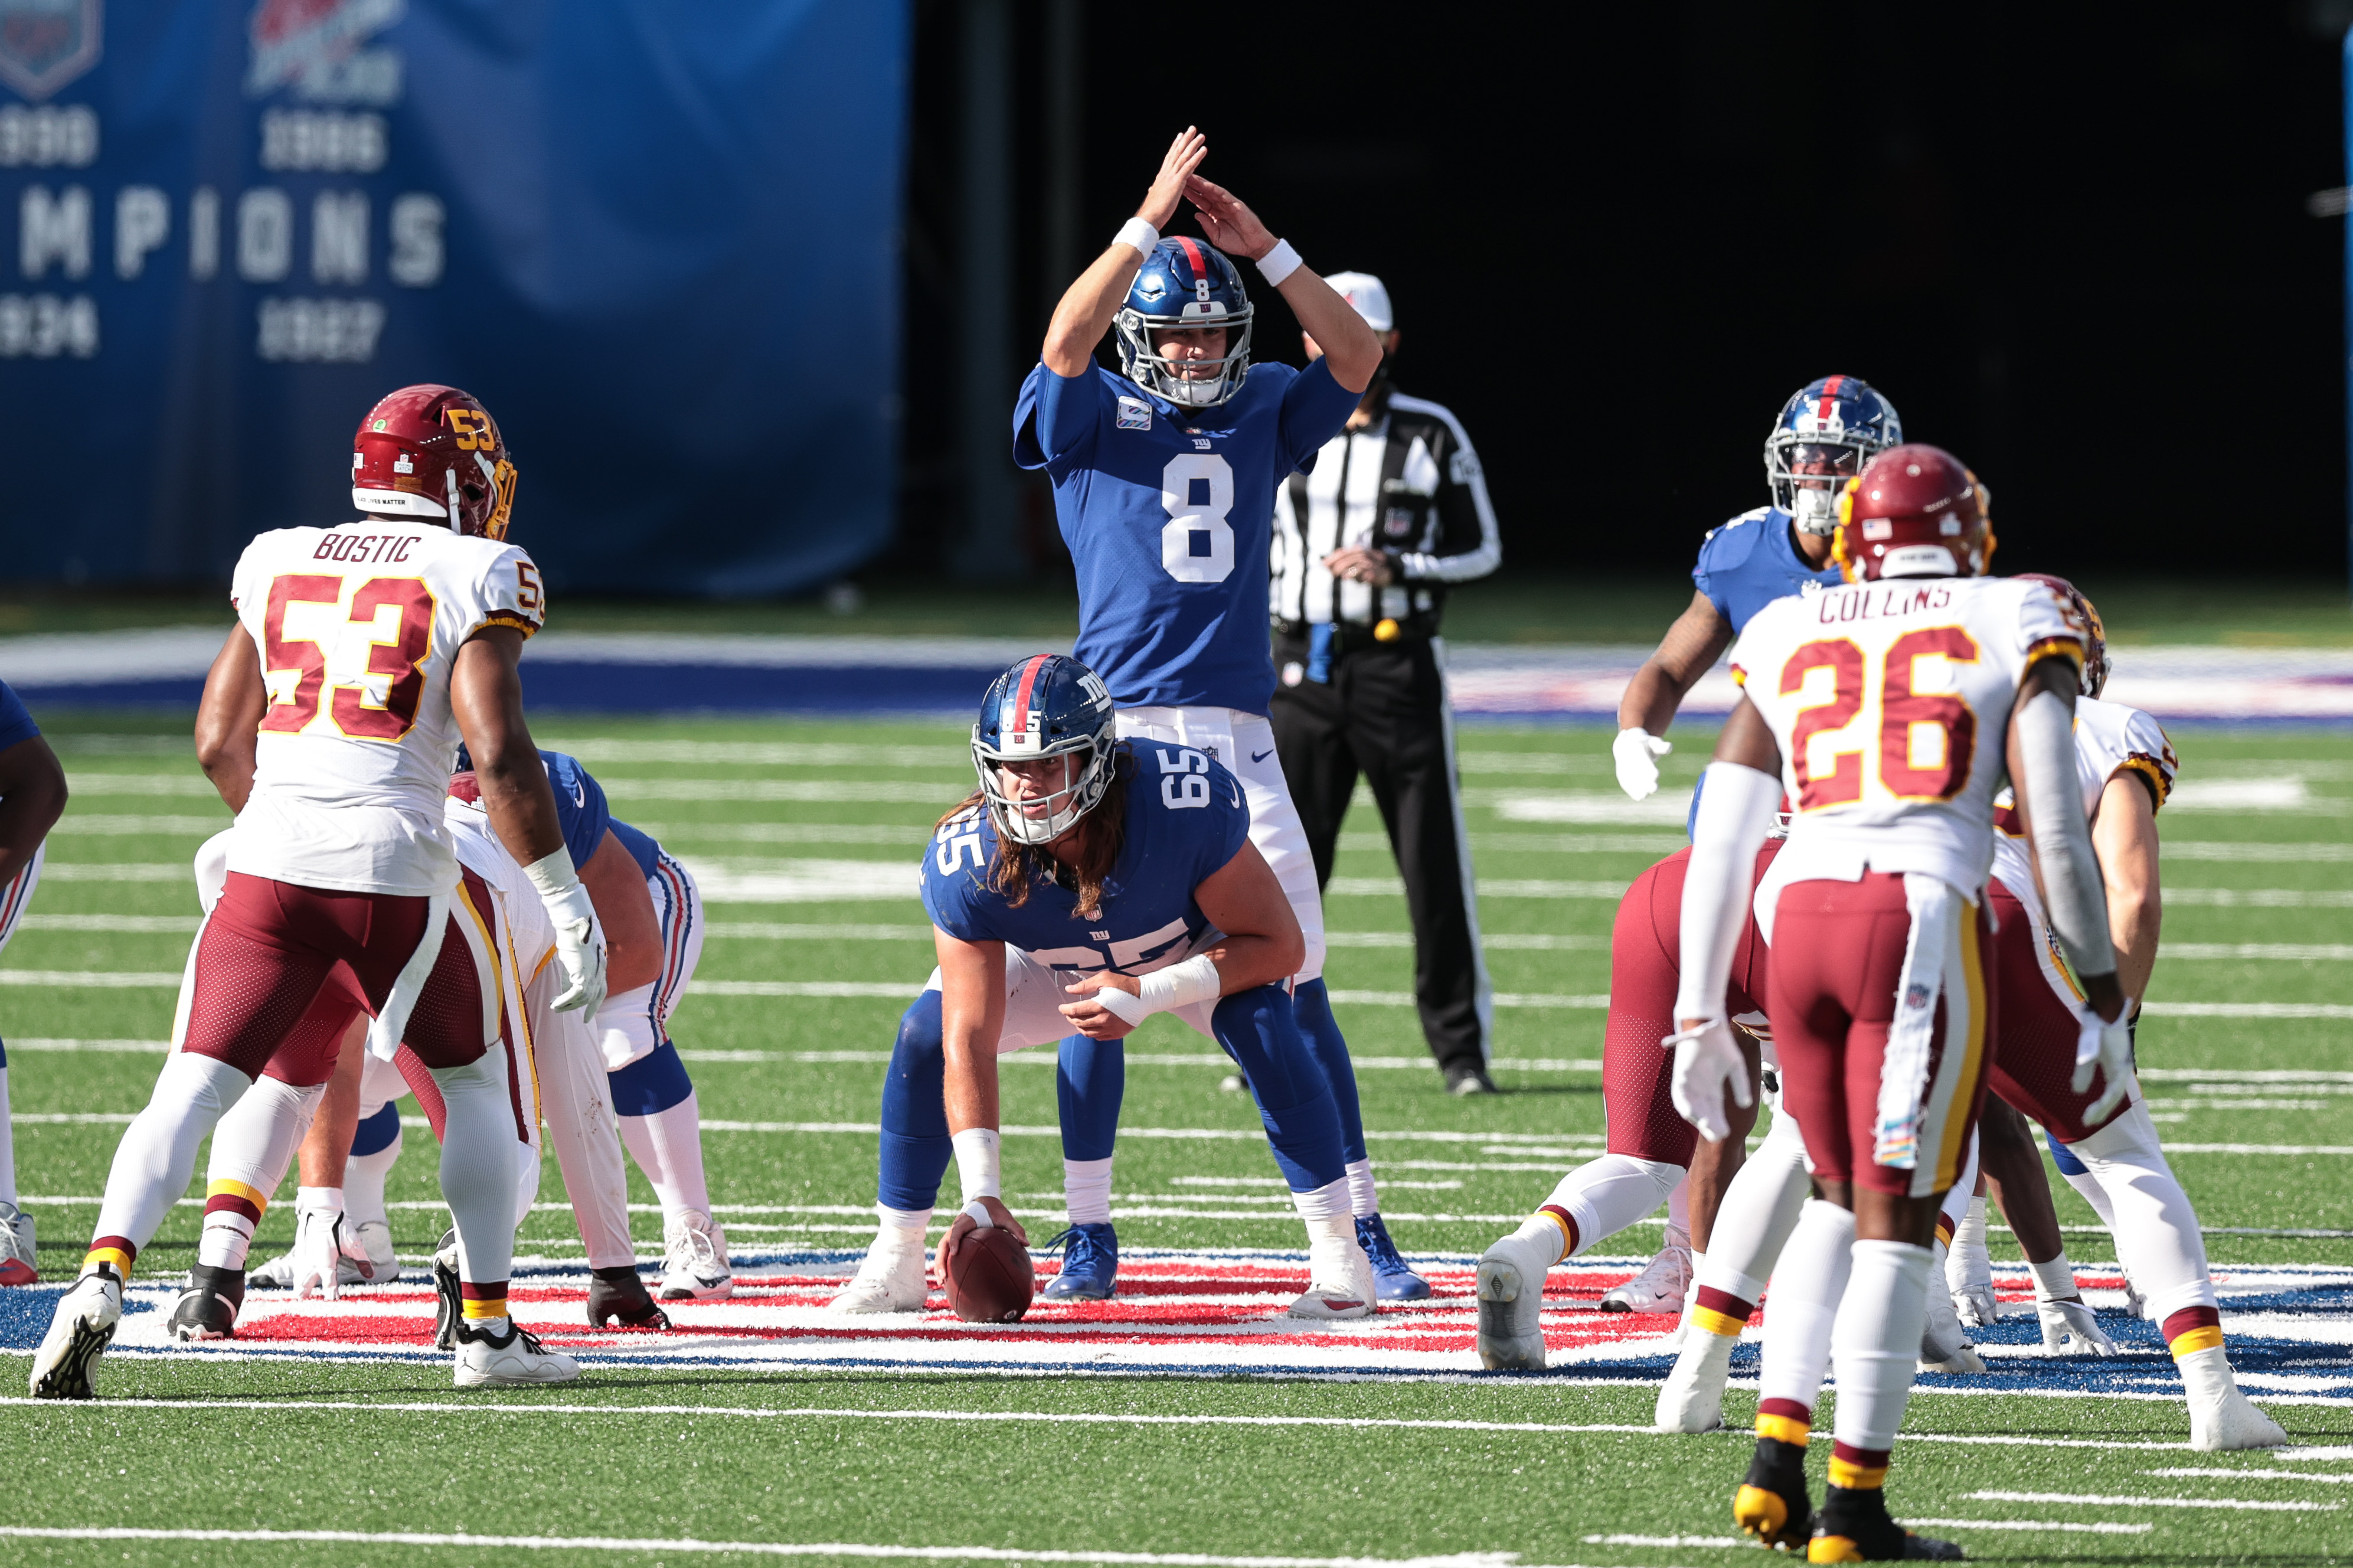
[1004,128,1427,1300]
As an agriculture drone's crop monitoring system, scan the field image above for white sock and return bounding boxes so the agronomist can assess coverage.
[1951,1194,1993,1293]
[91,1052,251,1268]
[1540,1154,1682,1260]
[1063,1157,1113,1226]
[1756,1198,1855,1417]
[1290,1174,1351,1224]
[2070,1103,2217,1328]
[618,1092,713,1220]
[877,1203,932,1246]
[346,1131,402,1231]
[1700,1106,1811,1295]
[0,1059,15,1208]
[1831,1240,1934,1458]
[1666,1172,1691,1236]
[197,1075,323,1269]
[430,1046,521,1299]
[1345,1158,1378,1219]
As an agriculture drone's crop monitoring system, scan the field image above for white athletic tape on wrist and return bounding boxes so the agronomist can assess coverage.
[522,845,594,927]
[951,1126,1002,1203]
[1114,217,1160,257]
[1094,955,1221,1027]
[1256,238,1302,286]
[961,1199,996,1230]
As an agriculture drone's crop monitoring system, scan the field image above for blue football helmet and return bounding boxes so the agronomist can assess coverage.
[972,654,1119,845]
[1113,237,1253,408]
[1764,375,1903,535]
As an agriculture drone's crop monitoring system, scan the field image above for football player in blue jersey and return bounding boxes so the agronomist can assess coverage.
[832,656,1378,1320]
[1008,129,1427,1302]
[1613,376,1902,802]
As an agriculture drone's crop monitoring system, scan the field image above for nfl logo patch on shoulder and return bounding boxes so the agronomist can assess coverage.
[1116,397,1152,432]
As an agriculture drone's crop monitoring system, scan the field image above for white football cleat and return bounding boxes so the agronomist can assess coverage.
[1600,1227,1692,1315]
[831,1232,929,1314]
[0,1200,37,1286]
[659,1209,734,1301]
[2180,1345,2289,1451]
[1952,1282,2001,1329]
[1473,1231,1554,1370]
[1919,1277,1986,1373]
[1655,1326,1738,1432]
[30,1266,123,1399]
[452,1315,581,1388]
[1287,1231,1374,1321]
[2038,1296,2119,1355]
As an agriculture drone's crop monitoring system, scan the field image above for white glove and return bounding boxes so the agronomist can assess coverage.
[1665,1018,1751,1143]
[523,848,607,1018]
[2037,1296,2119,1355]
[1613,727,1673,801]
[290,1204,351,1301]
[2071,1007,2137,1125]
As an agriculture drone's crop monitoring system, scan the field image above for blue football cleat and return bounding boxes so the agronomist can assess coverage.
[1357,1213,1432,1301]
[1040,1223,1119,1301]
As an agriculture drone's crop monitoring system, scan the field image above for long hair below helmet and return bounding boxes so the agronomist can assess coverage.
[969,654,1120,847]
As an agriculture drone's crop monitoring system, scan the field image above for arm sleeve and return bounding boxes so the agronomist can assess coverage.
[540,753,612,868]
[2017,687,2116,980]
[1673,761,1783,1023]
[469,544,545,640]
[1396,415,1501,583]
[1278,359,1363,472]
[1013,363,1099,472]
[2113,709,2177,813]
[0,682,39,753]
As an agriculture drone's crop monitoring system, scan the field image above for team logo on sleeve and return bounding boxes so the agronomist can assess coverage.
[1116,396,1153,432]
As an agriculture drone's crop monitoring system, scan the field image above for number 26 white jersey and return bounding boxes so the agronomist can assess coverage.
[1728,574,2086,898]
[226,518,545,898]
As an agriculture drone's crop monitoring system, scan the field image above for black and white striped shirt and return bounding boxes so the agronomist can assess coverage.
[1269,388,1501,633]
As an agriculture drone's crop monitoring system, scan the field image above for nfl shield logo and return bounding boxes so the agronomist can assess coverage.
[0,0,102,103]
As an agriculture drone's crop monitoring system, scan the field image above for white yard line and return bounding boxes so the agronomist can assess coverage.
[2166,889,2353,908]
[1901,1520,2153,1536]
[2162,841,2353,863]
[1966,1490,2337,1512]
[17,914,200,933]
[0,1527,1635,1568]
[2164,944,2353,961]
[2146,1468,2353,1484]
[0,969,181,987]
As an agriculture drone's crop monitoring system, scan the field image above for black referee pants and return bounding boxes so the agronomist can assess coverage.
[1269,633,1492,1076]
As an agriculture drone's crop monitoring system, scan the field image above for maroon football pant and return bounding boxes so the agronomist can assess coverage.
[189,870,496,1087]
[1602,842,1778,1165]
[1769,872,1993,1198]
[1984,877,2132,1144]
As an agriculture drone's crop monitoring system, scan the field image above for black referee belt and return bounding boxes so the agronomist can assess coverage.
[1272,619,1435,655]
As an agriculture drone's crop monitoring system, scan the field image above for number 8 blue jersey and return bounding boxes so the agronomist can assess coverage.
[1015,358,1362,716]
[922,746,1252,974]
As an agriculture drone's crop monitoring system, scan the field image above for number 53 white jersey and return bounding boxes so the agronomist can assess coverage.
[1728,574,2086,897]
[226,518,545,898]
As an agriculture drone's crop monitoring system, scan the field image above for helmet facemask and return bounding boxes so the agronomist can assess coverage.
[1769,437,1872,535]
[973,728,1117,846]
[1113,306,1254,409]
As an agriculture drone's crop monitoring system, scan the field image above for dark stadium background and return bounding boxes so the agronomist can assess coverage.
[892,1,2351,589]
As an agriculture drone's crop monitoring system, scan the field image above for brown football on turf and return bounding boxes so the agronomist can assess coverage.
[943,1224,1035,1322]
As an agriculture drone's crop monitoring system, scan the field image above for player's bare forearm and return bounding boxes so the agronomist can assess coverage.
[581,829,662,994]
[1042,127,1205,376]
[937,933,1008,1134]
[194,625,266,814]
[1277,270,1382,394]
[296,1015,370,1189]
[1623,594,1736,734]
[1710,695,1783,776]
[450,628,564,868]
[2093,773,2162,1001]
[0,734,66,887]
[1191,842,1305,991]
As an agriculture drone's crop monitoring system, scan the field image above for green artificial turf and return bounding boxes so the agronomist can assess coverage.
[1,711,2349,1566]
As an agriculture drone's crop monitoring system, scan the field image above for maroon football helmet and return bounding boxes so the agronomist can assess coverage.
[351,384,519,540]
[1832,443,1993,582]
[2015,573,2109,697]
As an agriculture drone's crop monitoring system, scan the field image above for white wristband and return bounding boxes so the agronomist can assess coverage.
[951,1126,1001,1203]
[1114,217,1161,258]
[1255,239,1302,286]
[961,1198,996,1230]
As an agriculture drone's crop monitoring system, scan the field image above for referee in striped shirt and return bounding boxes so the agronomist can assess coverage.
[1268,274,1504,1095]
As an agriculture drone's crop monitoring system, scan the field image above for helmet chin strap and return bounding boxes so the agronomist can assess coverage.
[1789,486,1840,535]
[445,467,463,534]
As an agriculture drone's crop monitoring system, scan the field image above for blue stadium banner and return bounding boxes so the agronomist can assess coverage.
[0,1,909,597]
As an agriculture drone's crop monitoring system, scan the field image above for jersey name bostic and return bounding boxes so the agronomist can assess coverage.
[921,745,1251,977]
[1729,575,2084,892]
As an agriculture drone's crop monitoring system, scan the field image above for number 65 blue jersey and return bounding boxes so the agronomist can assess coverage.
[922,746,1251,975]
[1015,358,1362,716]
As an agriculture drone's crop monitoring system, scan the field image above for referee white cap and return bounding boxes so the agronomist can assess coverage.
[1323,272,1393,333]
